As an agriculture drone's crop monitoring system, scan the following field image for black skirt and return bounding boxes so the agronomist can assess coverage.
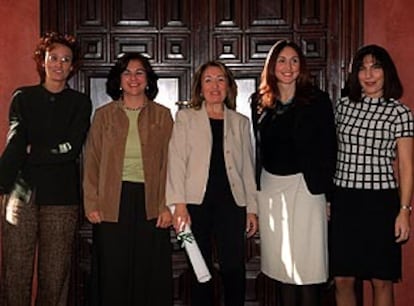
[91,182,173,306]
[329,187,401,281]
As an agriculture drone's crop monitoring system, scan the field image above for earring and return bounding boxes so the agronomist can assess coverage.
[145,85,149,90]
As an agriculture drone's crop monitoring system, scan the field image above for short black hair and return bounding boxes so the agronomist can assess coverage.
[348,44,403,101]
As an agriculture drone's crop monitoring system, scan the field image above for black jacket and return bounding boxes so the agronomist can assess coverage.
[251,87,337,198]
[0,85,92,204]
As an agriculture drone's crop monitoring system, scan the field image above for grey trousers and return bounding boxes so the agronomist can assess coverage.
[0,198,78,306]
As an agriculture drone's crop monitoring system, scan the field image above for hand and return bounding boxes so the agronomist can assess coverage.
[87,210,102,224]
[156,209,173,228]
[395,210,411,243]
[246,213,258,238]
[173,203,191,233]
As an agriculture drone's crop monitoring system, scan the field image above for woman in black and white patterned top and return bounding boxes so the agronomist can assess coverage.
[330,45,414,306]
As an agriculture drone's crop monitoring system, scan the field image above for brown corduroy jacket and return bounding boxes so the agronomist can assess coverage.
[83,100,173,222]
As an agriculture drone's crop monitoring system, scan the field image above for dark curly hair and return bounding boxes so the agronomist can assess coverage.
[106,52,159,101]
[33,32,81,83]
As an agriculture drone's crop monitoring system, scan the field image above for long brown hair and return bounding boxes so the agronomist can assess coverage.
[258,40,312,110]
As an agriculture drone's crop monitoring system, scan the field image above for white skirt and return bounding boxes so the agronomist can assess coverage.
[258,170,328,285]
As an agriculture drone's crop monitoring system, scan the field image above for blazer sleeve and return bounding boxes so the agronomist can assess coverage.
[321,94,338,201]
[312,92,337,199]
[240,116,258,214]
[0,90,28,193]
[166,110,189,206]
[294,89,337,198]
[83,109,104,215]
[249,92,263,190]
[157,108,173,212]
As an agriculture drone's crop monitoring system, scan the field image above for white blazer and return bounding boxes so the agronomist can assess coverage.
[166,103,257,214]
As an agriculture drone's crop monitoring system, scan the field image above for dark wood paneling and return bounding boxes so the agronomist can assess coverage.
[76,0,105,30]
[112,34,158,60]
[297,0,326,26]
[212,0,242,29]
[213,34,243,62]
[111,0,156,28]
[160,0,191,29]
[41,0,74,34]
[247,0,292,28]
[162,34,191,63]
[247,34,293,61]
[78,34,107,62]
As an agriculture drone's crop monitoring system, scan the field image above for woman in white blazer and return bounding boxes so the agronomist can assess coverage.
[166,60,257,306]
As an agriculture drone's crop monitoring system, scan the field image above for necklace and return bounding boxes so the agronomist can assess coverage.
[121,99,146,111]
[124,105,142,111]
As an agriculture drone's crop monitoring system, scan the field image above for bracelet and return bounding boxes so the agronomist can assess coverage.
[400,205,412,213]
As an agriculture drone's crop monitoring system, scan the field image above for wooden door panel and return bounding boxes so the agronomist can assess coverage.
[112,0,156,28]
[76,0,105,29]
[211,0,242,28]
[112,34,158,59]
[160,0,191,29]
[40,0,363,305]
[247,0,292,27]
[247,34,293,62]
[296,0,327,26]
[78,34,107,62]
[161,34,192,64]
[213,34,243,62]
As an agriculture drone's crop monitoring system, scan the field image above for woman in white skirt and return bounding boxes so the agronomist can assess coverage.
[251,40,337,306]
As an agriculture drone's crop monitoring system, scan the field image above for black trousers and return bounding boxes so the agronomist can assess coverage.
[187,197,247,306]
[91,182,173,306]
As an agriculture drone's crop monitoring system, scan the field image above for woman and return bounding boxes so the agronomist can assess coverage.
[330,45,413,306]
[83,52,173,306]
[251,40,337,306]
[166,60,258,306]
[0,32,92,306]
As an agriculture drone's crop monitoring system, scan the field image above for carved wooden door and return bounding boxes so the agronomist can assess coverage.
[41,0,362,305]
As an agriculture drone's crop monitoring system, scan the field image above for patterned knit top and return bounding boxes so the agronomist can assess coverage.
[334,95,414,189]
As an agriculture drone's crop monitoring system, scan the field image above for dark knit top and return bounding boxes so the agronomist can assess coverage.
[203,118,235,204]
[261,100,300,175]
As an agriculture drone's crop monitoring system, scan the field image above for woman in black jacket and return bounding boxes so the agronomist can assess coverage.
[0,32,92,306]
[251,40,337,306]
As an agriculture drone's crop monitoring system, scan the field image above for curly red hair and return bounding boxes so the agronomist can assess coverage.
[33,32,81,83]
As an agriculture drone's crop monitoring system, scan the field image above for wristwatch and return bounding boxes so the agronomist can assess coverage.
[400,205,412,213]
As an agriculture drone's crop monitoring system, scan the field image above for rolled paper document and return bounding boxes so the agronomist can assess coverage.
[177,223,212,283]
